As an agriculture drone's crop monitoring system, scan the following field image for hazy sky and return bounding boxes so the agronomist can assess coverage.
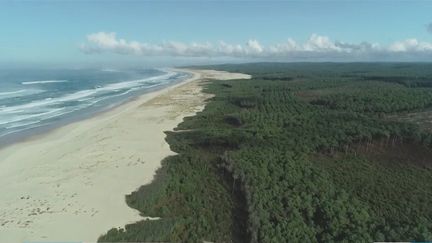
[1,0,432,67]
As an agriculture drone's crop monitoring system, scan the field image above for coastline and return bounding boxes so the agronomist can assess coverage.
[0,68,250,243]
[0,69,192,150]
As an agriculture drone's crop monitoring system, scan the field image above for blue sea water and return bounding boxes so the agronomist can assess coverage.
[0,68,189,142]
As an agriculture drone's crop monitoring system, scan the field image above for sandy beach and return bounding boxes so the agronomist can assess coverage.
[0,69,251,243]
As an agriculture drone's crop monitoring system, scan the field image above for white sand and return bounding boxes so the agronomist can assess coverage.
[0,69,251,243]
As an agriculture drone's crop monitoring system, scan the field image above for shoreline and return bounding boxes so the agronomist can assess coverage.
[0,69,193,150]
[0,68,250,243]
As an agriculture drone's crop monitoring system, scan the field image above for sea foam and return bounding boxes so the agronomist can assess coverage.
[22,80,68,85]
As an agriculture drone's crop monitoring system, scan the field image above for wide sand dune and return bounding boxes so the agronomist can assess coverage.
[0,69,250,243]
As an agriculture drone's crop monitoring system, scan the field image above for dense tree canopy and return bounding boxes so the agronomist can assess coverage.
[100,63,432,242]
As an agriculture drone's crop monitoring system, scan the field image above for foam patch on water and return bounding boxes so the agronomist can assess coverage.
[0,89,44,100]
[22,80,68,85]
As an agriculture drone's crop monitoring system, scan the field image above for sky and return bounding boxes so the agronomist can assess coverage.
[1,0,432,67]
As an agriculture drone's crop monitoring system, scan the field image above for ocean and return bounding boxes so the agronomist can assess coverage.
[0,68,190,143]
